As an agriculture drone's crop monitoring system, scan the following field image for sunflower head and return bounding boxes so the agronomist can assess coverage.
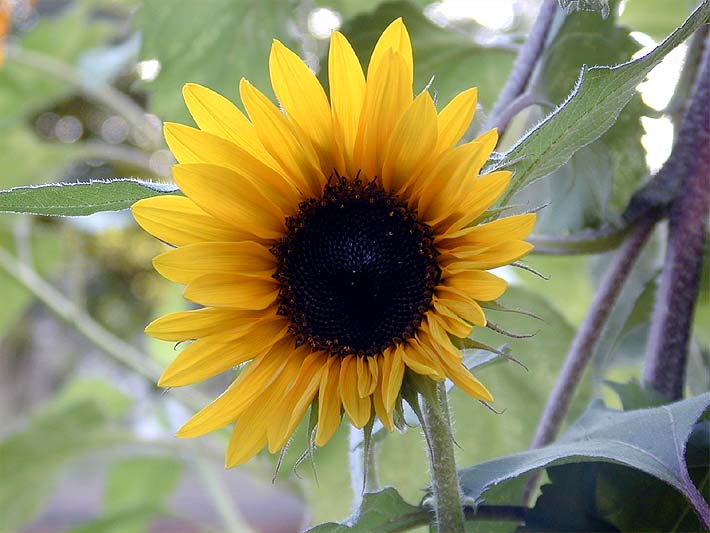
[132,18,535,467]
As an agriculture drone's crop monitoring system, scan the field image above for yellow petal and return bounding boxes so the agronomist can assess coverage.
[434,287,487,327]
[328,31,366,174]
[158,317,288,387]
[182,83,276,167]
[368,18,413,85]
[339,355,371,428]
[268,351,328,451]
[184,273,278,309]
[417,130,499,223]
[437,171,513,234]
[436,352,493,402]
[443,270,508,302]
[443,241,534,270]
[315,357,343,447]
[153,241,276,285]
[432,299,474,338]
[226,415,268,468]
[437,213,536,248]
[381,91,438,194]
[177,342,293,437]
[172,163,286,240]
[372,355,394,431]
[131,196,247,246]
[436,88,478,154]
[270,40,337,170]
[353,49,412,178]
[239,78,324,196]
[164,122,301,211]
[382,344,405,411]
[357,355,377,398]
[400,340,445,379]
[146,307,267,342]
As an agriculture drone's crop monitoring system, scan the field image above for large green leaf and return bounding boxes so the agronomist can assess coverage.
[307,487,429,532]
[0,179,178,216]
[0,379,132,532]
[135,0,299,123]
[524,422,709,532]
[459,393,710,524]
[497,0,710,203]
[336,1,515,110]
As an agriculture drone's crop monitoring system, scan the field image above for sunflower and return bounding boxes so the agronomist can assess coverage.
[132,18,535,467]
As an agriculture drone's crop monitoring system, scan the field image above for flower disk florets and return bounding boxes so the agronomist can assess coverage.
[272,175,440,358]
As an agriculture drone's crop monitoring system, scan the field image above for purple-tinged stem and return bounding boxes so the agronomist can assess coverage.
[485,0,559,134]
[642,34,710,400]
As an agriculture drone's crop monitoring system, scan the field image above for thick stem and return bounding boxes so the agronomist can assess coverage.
[485,0,559,133]
[643,34,710,400]
[420,382,465,533]
[530,217,657,450]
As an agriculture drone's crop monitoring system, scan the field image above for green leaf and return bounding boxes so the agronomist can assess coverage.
[497,1,710,202]
[526,2,651,233]
[336,1,515,110]
[0,179,179,217]
[0,379,132,531]
[524,422,709,532]
[135,0,299,123]
[459,393,710,522]
[307,487,429,532]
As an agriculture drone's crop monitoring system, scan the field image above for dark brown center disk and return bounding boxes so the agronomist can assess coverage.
[271,176,440,357]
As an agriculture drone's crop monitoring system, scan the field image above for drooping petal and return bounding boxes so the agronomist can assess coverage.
[372,355,395,431]
[177,340,294,438]
[315,357,343,447]
[443,270,508,302]
[339,355,371,428]
[159,317,288,387]
[381,344,405,411]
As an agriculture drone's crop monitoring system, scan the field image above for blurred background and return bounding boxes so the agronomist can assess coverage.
[0,0,707,532]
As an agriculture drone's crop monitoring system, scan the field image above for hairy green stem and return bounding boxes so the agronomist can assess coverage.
[420,382,465,532]
[643,33,710,401]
